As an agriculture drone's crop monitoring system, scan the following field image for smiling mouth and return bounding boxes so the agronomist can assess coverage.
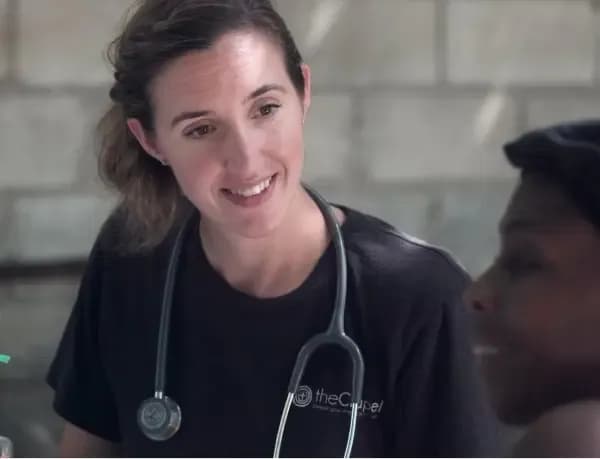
[221,173,278,207]
[224,174,274,197]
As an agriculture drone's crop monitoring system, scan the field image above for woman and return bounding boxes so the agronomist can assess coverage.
[47,0,497,456]
[466,120,600,456]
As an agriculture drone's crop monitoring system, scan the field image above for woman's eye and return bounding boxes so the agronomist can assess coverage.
[257,103,281,118]
[185,125,216,138]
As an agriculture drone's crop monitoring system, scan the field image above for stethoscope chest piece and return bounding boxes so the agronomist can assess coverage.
[138,396,182,441]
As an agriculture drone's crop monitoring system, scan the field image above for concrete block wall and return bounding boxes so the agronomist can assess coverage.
[1,0,599,455]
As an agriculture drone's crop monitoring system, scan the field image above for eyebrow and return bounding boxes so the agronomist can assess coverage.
[171,109,214,128]
[170,84,286,128]
[244,83,286,104]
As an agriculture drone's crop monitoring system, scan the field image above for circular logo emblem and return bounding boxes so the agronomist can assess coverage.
[141,400,167,429]
[293,385,313,408]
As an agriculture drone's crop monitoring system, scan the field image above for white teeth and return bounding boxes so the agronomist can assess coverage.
[230,176,272,197]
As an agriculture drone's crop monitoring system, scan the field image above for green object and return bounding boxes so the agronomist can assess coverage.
[0,355,10,364]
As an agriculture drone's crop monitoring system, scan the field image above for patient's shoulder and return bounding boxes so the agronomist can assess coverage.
[513,400,600,457]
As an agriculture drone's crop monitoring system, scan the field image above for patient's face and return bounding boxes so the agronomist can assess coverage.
[465,173,600,424]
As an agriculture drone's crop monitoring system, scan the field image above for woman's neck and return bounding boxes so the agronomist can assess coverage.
[199,187,342,299]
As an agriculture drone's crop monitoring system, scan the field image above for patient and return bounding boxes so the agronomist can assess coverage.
[465,120,600,456]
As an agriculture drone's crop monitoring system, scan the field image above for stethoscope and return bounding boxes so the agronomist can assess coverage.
[136,185,365,457]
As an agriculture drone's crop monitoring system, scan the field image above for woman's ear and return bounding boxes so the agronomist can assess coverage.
[300,63,312,122]
[127,118,168,165]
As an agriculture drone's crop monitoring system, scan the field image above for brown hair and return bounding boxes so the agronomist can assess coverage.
[97,0,305,251]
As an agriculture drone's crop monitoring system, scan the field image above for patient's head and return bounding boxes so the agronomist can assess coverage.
[465,120,600,425]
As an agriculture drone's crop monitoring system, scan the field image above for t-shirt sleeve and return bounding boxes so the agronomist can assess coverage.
[391,269,499,457]
[46,238,121,442]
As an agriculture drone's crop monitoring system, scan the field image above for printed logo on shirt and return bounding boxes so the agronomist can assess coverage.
[293,385,313,407]
[293,385,384,419]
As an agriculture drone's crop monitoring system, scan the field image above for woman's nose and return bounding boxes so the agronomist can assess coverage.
[223,128,260,174]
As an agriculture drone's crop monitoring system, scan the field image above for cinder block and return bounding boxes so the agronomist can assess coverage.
[16,0,135,85]
[360,93,519,181]
[276,0,436,86]
[0,278,77,381]
[303,94,354,180]
[448,0,595,85]
[0,95,89,189]
[427,183,517,275]
[2,194,116,263]
[0,196,10,246]
[0,0,9,79]
[527,98,600,130]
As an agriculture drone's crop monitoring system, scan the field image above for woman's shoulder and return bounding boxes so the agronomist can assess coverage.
[512,401,600,457]
[85,204,179,279]
[339,206,477,382]
[93,204,180,257]
[340,205,470,296]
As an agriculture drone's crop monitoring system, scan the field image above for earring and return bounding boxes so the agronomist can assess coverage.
[157,157,168,167]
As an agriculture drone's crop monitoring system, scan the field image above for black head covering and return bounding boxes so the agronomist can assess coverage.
[504,119,600,228]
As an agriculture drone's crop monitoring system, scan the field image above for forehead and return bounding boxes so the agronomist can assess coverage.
[500,174,600,272]
[501,173,584,233]
[150,30,288,107]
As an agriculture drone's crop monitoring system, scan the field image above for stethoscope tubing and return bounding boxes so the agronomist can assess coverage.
[144,184,365,457]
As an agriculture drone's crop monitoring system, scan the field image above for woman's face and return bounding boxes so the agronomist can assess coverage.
[465,173,600,425]
[129,30,311,238]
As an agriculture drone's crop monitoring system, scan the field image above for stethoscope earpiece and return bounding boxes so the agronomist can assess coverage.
[138,396,182,441]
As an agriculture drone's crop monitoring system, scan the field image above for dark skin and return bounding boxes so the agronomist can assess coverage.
[465,173,600,439]
[512,401,600,457]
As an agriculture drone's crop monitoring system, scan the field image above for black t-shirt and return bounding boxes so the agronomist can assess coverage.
[47,206,498,457]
